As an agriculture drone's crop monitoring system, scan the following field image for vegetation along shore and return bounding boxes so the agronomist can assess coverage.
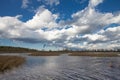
[0,46,120,57]
[0,56,25,73]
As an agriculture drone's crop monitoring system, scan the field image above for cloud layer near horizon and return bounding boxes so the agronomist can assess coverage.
[0,0,120,50]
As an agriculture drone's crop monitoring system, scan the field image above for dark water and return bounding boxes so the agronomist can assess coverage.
[0,54,120,80]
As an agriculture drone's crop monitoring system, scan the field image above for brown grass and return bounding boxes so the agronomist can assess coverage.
[69,52,120,57]
[29,51,63,56]
[0,56,25,72]
[30,51,120,57]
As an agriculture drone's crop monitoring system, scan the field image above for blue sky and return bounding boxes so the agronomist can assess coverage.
[0,0,120,50]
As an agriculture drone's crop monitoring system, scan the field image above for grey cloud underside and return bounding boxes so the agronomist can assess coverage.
[0,0,120,49]
[12,38,42,43]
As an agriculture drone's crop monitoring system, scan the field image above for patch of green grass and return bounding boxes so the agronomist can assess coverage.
[0,56,25,73]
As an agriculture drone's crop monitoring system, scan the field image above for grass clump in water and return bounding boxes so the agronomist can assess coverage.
[0,56,25,73]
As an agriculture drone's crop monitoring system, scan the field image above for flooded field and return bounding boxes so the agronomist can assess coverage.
[0,54,120,80]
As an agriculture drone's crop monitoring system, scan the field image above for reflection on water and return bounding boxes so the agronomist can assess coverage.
[0,54,120,80]
[0,53,28,56]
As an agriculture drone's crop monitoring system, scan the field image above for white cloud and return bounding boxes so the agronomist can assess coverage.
[0,16,24,38]
[45,0,60,6]
[37,0,60,6]
[69,7,120,31]
[79,26,120,49]
[21,0,29,8]
[89,0,103,7]
[99,26,120,41]
[83,34,107,41]
[25,7,58,29]
[0,0,120,50]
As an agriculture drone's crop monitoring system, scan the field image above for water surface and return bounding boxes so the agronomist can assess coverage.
[0,53,120,80]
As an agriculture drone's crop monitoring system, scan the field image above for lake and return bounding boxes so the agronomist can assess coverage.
[0,53,120,80]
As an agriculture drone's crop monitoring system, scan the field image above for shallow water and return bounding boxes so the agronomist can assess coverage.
[0,54,120,80]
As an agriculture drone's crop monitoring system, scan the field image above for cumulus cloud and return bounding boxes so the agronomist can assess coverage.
[0,0,120,50]
[0,16,24,38]
[26,7,58,29]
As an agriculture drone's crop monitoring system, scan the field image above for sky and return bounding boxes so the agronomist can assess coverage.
[0,0,120,50]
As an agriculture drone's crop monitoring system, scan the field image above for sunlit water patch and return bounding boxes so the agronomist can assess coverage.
[0,54,120,80]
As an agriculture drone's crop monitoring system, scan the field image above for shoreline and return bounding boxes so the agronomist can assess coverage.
[29,52,120,57]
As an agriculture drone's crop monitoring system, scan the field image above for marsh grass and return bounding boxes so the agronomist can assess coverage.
[29,51,65,56]
[30,51,120,57]
[0,56,25,73]
[69,52,120,57]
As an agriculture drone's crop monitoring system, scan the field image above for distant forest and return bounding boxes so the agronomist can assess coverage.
[0,46,38,53]
[0,46,120,53]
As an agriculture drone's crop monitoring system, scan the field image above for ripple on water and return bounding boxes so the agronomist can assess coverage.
[0,55,120,80]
